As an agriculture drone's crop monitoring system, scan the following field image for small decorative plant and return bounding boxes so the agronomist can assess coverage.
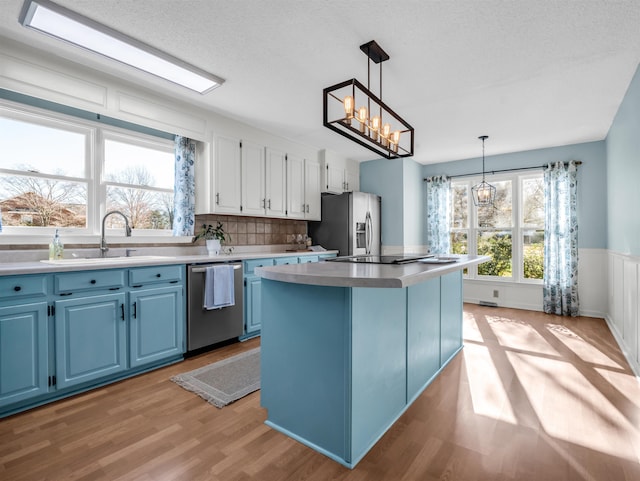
[192,222,230,244]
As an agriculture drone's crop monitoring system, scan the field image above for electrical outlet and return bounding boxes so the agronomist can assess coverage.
[493,289,499,298]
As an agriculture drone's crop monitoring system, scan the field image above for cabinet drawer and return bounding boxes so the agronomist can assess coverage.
[0,275,47,300]
[55,270,126,294]
[129,265,183,286]
[298,255,319,263]
[243,258,274,275]
[274,256,299,266]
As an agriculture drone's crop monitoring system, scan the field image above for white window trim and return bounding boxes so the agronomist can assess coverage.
[0,99,182,245]
[451,170,543,285]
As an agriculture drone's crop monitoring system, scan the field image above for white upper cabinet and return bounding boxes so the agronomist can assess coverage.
[304,158,321,220]
[241,140,266,216]
[287,153,306,219]
[345,166,360,193]
[265,148,287,217]
[214,136,242,214]
[319,149,359,194]
[199,136,320,220]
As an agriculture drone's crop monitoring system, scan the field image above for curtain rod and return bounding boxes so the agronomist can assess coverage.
[423,160,582,181]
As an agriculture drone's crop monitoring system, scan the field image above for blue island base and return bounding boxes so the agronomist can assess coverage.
[260,271,463,468]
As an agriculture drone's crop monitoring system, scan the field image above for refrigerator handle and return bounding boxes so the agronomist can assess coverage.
[365,212,372,255]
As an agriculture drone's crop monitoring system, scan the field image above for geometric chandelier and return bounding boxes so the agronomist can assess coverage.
[471,135,496,206]
[323,40,414,159]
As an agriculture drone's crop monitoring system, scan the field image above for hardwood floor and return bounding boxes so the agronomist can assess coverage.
[2,304,640,480]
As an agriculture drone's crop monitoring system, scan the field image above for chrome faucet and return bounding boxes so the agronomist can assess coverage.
[100,210,132,257]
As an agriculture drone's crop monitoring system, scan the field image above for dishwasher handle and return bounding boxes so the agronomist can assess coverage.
[191,264,242,273]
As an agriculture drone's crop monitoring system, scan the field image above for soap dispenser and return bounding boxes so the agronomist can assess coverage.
[49,229,64,260]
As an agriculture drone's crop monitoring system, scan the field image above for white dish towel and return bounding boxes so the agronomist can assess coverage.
[203,265,235,310]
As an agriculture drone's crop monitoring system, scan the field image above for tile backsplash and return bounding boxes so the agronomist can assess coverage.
[195,215,307,246]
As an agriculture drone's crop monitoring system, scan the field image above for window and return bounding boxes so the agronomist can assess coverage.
[450,172,544,282]
[103,134,174,231]
[0,111,91,231]
[0,101,175,236]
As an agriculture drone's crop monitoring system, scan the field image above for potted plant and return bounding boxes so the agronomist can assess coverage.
[192,222,230,255]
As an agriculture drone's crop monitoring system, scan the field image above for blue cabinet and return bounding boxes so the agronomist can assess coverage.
[55,292,127,390]
[243,255,324,339]
[129,285,184,368]
[242,258,274,339]
[129,265,185,368]
[274,256,299,266]
[1,265,185,418]
[244,275,263,335]
[0,301,49,408]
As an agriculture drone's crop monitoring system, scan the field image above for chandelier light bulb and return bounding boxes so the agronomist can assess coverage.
[370,115,380,141]
[478,186,490,202]
[358,106,368,133]
[391,130,401,152]
[343,96,354,123]
[381,123,391,146]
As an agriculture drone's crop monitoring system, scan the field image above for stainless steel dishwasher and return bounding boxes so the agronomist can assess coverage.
[187,262,244,352]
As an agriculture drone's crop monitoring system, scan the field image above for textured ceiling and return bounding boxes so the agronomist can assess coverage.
[1,0,640,164]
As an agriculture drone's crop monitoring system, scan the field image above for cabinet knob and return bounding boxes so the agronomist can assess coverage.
[14,285,22,292]
[90,279,97,284]
[156,273,162,278]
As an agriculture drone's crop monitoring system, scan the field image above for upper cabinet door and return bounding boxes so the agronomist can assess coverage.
[287,154,305,219]
[304,158,321,220]
[242,141,266,216]
[214,136,242,214]
[345,167,359,192]
[265,148,286,217]
[326,163,346,194]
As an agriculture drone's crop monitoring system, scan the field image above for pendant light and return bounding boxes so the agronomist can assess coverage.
[323,40,414,159]
[471,135,496,206]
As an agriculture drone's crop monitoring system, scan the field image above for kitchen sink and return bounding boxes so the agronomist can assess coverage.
[40,255,172,265]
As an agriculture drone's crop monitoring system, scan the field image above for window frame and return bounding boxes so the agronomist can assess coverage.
[100,129,175,235]
[0,98,177,241]
[450,171,544,284]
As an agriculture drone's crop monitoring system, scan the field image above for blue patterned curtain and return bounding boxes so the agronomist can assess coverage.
[426,175,451,254]
[172,136,196,236]
[543,161,579,316]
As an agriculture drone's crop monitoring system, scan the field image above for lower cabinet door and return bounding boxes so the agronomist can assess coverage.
[55,293,127,390]
[0,302,49,408]
[129,286,184,368]
[245,275,262,334]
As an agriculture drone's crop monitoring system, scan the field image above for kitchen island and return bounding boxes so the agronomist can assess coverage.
[256,254,489,468]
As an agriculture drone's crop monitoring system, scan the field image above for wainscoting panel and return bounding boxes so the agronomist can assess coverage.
[607,251,640,376]
[462,248,607,318]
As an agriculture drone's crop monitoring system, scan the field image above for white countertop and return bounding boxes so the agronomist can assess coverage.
[256,255,490,288]
[0,250,337,276]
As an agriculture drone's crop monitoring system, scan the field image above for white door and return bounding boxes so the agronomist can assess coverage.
[265,148,286,217]
[304,158,321,220]
[287,154,305,219]
[214,136,242,214]
[241,141,266,216]
[326,163,345,193]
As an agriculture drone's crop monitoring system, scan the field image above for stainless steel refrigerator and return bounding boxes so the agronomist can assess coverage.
[309,191,381,256]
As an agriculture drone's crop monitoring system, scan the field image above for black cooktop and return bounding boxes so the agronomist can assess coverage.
[326,255,433,265]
